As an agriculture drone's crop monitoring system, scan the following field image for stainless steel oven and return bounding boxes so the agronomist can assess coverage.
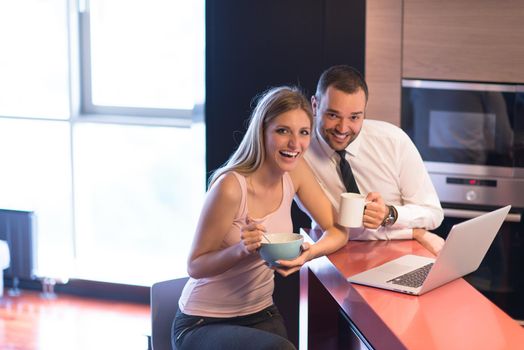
[402,79,524,323]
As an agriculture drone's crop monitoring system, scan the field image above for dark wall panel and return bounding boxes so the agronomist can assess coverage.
[206,0,365,177]
[205,0,365,346]
[206,0,322,178]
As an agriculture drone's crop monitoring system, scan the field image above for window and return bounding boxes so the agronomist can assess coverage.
[73,122,205,285]
[0,0,205,286]
[0,0,70,119]
[0,119,74,279]
[80,0,205,120]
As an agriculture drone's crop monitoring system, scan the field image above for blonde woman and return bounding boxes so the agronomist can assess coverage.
[173,86,347,350]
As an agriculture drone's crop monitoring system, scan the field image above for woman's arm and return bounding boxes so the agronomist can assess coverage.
[187,173,265,279]
[276,159,348,276]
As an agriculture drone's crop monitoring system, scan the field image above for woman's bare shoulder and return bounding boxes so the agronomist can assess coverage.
[209,171,243,204]
[289,158,314,192]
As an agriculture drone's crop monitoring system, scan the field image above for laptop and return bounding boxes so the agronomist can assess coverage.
[347,205,511,295]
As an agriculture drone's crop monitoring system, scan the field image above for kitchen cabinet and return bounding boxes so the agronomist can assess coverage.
[365,0,524,126]
[365,0,402,126]
[403,0,524,83]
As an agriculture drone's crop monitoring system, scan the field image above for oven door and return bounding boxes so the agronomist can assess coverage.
[435,205,524,323]
[401,80,524,172]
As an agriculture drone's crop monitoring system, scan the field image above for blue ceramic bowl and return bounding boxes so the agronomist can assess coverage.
[259,233,303,267]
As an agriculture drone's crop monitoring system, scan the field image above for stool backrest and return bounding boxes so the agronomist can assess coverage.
[151,277,188,350]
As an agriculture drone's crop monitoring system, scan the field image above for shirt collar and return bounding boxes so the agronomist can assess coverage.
[347,124,363,157]
[313,127,336,160]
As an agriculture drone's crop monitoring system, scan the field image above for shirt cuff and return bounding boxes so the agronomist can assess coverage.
[385,228,413,240]
[392,205,410,227]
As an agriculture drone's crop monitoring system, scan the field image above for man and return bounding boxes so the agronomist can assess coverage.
[297,65,445,254]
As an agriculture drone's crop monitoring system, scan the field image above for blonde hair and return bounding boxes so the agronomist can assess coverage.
[209,86,313,186]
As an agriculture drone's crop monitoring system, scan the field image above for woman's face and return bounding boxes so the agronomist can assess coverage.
[264,108,311,173]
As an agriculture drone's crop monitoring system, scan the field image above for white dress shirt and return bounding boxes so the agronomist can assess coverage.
[298,119,443,240]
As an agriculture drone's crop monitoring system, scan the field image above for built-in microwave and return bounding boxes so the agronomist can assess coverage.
[401,79,524,208]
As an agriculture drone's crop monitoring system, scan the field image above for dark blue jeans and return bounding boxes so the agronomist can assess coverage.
[172,304,296,350]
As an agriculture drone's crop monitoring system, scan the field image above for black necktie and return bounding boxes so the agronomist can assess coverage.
[336,150,360,193]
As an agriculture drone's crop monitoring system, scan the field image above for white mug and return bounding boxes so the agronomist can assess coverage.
[338,193,367,228]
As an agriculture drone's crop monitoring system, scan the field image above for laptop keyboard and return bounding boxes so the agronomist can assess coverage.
[387,263,434,288]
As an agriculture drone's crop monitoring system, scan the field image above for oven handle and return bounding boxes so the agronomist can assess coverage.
[401,79,518,92]
[443,208,521,223]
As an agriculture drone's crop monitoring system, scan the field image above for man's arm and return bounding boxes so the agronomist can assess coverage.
[352,128,444,243]
[392,133,444,230]
[413,228,444,255]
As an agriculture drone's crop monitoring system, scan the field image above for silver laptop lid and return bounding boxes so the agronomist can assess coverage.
[419,205,511,294]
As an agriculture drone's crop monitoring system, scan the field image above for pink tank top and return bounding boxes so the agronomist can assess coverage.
[178,171,294,317]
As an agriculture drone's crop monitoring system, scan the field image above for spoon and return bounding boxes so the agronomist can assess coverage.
[247,215,271,243]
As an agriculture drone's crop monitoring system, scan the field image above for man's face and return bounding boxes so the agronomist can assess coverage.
[313,86,366,151]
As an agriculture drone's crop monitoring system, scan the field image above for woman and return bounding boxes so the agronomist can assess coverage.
[173,86,348,349]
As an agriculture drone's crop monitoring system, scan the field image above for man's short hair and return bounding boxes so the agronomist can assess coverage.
[316,65,368,102]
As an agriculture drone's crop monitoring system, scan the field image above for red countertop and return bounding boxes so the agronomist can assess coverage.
[302,228,524,350]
